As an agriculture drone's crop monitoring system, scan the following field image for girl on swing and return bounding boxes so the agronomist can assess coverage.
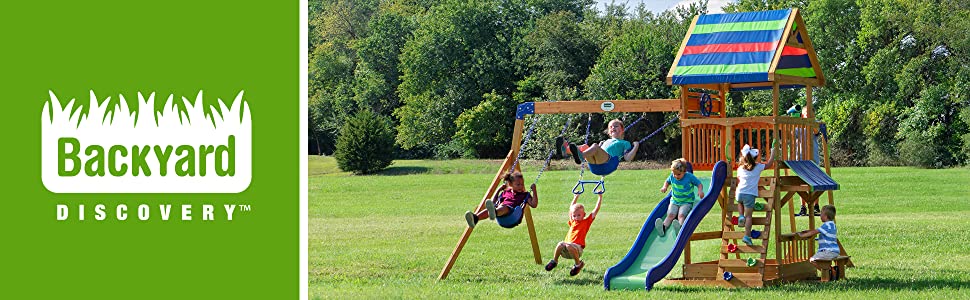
[559,119,640,175]
[464,171,538,228]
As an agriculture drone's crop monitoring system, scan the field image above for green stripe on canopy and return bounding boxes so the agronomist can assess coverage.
[775,67,816,77]
[674,63,770,76]
[691,19,788,34]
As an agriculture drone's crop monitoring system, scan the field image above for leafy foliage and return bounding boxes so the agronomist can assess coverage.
[334,110,396,174]
[309,0,970,167]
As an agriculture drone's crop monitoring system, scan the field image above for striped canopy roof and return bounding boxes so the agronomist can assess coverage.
[668,9,823,88]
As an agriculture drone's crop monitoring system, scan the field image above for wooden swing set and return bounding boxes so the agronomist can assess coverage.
[440,8,852,288]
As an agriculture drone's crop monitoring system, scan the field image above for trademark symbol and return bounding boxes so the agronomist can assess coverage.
[239,204,252,212]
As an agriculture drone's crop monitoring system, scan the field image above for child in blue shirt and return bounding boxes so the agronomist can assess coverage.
[561,119,639,176]
[798,205,840,268]
[655,158,703,236]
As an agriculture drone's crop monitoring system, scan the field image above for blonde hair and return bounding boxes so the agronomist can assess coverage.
[570,203,585,213]
[670,158,688,172]
[821,205,836,220]
[739,151,757,171]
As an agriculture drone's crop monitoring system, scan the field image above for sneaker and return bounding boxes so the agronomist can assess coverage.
[568,143,582,164]
[742,235,753,246]
[671,220,682,235]
[813,205,821,216]
[554,137,565,159]
[486,200,497,220]
[569,261,585,276]
[738,215,745,225]
[797,206,807,217]
[655,218,666,237]
[465,211,477,228]
[545,260,558,271]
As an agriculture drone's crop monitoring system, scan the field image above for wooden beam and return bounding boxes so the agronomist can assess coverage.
[793,11,826,85]
[767,9,799,81]
[774,74,822,86]
[681,83,723,91]
[690,231,723,241]
[730,82,776,89]
[523,206,542,264]
[531,99,680,115]
[806,85,814,118]
[668,15,700,85]
[438,149,519,280]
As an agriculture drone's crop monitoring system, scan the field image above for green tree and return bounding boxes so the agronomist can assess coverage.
[334,110,396,174]
[582,14,688,159]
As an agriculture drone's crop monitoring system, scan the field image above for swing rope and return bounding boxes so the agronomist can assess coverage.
[533,118,571,184]
[624,113,647,132]
[509,115,540,173]
[578,113,592,179]
[619,114,681,156]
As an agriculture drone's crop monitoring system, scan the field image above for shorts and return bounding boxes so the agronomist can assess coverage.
[558,242,584,259]
[668,201,693,216]
[737,193,757,208]
[810,250,840,262]
[588,156,620,176]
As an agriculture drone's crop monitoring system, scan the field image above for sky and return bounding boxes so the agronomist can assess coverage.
[593,0,731,14]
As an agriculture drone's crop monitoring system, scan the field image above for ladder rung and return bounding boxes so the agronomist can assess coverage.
[719,259,765,268]
[722,245,766,254]
[725,216,770,225]
[722,231,769,240]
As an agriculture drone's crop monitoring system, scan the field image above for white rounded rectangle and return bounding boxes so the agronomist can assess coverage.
[41,90,252,193]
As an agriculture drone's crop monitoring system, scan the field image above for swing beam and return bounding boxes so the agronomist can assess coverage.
[438,98,681,280]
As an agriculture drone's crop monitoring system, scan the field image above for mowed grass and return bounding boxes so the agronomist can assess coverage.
[310,156,970,299]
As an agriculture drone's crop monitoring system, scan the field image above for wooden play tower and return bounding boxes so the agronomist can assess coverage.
[439,8,851,287]
[663,8,851,288]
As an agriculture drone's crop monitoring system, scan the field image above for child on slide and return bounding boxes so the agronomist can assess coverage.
[656,158,703,237]
[736,143,776,245]
[545,193,602,276]
[559,119,639,175]
[464,171,538,228]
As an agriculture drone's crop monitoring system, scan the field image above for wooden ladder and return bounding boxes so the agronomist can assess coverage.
[719,178,776,286]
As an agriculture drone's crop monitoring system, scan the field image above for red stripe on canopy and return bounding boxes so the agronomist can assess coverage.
[682,42,776,55]
[781,46,808,56]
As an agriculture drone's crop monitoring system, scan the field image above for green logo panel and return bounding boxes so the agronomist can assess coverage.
[1,1,298,298]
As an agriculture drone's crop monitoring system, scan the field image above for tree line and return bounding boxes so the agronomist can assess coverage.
[310,0,970,168]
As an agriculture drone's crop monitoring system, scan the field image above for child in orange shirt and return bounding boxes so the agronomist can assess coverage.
[544,193,602,276]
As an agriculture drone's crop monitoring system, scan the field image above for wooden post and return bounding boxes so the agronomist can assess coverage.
[685,241,692,265]
[515,159,542,265]
[771,82,785,276]
[681,86,689,159]
[438,119,525,280]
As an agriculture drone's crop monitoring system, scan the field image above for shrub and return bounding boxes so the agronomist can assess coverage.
[334,110,395,174]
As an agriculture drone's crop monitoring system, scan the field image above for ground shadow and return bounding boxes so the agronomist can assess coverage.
[555,276,603,286]
[555,269,605,286]
[377,166,430,176]
[658,267,970,293]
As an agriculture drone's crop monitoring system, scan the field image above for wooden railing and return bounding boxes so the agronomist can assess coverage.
[680,117,820,171]
[779,233,815,264]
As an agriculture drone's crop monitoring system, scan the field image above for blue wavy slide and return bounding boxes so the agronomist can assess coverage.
[604,161,728,290]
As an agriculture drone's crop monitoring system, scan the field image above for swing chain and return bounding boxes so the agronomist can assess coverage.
[510,115,540,172]
[534,118,571,184]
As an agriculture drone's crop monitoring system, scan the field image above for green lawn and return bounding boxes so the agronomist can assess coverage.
[310,156,970,299]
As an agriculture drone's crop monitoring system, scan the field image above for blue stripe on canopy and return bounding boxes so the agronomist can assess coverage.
[776,55,812,69]
[678,51,776,66]
[730,84,804,91]
[695,9,791,25]
[686,29,785,46]
[672,73,768,85]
